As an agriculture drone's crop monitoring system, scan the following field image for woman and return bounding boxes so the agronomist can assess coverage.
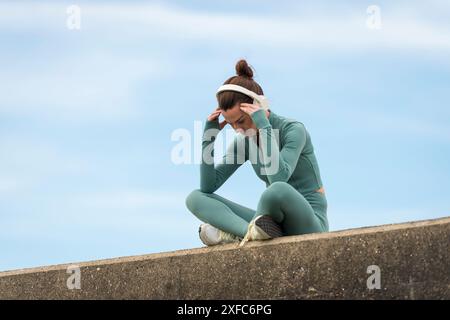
[186,59,328,247]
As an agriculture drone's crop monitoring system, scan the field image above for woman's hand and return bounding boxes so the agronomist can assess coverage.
[239,103,261,115]
[240,103,270,118]
[207,107,227,130]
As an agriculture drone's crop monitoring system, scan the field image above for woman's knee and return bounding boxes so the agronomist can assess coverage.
[259,181,291,205]
[185,189,206,213]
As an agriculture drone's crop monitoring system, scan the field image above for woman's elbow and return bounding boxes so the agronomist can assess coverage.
[267,170,292,184]
[199,184,216,194]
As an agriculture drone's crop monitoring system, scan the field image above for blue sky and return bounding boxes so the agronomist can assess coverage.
[0,0,449,272]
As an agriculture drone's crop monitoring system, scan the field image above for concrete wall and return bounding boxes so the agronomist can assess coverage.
[0,217,449,299]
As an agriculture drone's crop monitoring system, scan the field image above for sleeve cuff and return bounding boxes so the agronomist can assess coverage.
[250,109,270,129]
[204,119,220,130]
[202,120,220,143]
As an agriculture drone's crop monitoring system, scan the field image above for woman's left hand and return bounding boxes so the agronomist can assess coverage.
[240,103,269,118]
[239,103,261,115]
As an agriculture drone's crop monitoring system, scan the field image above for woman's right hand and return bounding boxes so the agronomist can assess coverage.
[208,107,228,130]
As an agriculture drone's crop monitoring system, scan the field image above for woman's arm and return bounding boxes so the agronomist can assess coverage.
[242,105,306,184]
[200,119,247,193]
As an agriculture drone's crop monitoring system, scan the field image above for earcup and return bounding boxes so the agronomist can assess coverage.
[255,96,270,110]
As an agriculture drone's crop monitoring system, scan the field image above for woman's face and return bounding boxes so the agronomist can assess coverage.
[221,103,257,136]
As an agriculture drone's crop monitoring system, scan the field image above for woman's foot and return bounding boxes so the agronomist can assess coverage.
[198,223,242,246]
[239,215,284,247]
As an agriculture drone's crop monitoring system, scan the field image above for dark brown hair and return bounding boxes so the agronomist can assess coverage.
[217,59,264,111]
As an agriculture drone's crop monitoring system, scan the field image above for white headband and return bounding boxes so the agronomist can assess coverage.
[216,84,270,110]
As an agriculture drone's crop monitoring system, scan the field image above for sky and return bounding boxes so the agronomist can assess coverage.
[0,0,449,272]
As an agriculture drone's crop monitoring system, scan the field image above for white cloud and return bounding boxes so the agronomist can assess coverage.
[0,2,449,120]
[0,2,449,51]
[0,51,172,120]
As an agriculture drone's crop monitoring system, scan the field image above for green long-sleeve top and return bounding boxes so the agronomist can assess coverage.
[200,109,324,196]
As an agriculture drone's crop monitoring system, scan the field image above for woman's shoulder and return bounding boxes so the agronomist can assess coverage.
[270,111,306,131]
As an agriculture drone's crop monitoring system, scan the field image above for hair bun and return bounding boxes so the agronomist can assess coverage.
[235,59,254,79]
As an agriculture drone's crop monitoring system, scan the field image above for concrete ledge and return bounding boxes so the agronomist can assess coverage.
[1,217,449,299]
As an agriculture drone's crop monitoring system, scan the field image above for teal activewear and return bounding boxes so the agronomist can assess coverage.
[186,109,328,238]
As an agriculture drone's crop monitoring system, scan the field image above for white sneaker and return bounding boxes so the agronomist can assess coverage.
[239,215,284,247]
[198,223,242,246]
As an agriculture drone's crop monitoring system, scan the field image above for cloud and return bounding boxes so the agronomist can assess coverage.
[1,1,449,120]
[0,51,172,120]
[0,0,449,273]
[0,1,449,51]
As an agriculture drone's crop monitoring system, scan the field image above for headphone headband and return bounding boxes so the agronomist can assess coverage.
[216,84,270,110]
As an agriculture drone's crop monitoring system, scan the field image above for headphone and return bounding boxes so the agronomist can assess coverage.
[216,84,270,110]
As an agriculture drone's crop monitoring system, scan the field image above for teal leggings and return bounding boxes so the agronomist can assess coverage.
[185,181,328,238]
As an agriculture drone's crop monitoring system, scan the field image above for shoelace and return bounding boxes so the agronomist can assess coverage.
[219,230,240,242]
[238,219,256,247]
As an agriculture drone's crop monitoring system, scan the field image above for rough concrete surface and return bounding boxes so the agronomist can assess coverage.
[0,217,449,299]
